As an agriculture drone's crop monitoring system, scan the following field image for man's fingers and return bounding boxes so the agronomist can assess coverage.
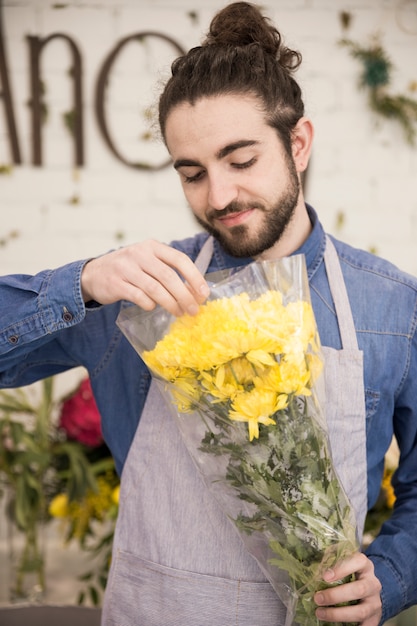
[81,240,210,316]
[145,242,210,304]
[314,553,382,625]
[123,274,197,316]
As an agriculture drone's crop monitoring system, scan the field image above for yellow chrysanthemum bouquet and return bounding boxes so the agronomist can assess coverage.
[117,255,358,626]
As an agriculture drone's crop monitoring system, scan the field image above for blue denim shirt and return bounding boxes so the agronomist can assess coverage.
[1,206,417,622]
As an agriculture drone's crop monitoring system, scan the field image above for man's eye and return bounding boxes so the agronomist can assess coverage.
[183,170,205,184]
[233,157,256,169]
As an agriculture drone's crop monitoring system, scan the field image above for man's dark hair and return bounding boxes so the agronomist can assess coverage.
[158,1,304,155]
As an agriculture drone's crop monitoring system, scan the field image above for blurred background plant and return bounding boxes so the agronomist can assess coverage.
[339,32,417,145]
[49,456,119,606]
[0,372,398,606]
[0,375,118,604]
[363,437,398,547]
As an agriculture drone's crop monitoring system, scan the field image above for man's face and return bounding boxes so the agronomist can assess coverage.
[165,94,303,259]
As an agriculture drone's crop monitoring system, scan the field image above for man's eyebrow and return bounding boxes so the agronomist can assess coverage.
[216,139,258,160]
[173,139,259,170]
[173,158,200,170]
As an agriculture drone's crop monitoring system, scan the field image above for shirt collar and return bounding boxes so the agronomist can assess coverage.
[294,204,327,280]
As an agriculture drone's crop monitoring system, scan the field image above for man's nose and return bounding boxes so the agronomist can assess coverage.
[207,175,238,211]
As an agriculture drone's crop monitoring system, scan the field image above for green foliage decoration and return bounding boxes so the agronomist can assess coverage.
[340,36,417,144]
[0,378,103,601]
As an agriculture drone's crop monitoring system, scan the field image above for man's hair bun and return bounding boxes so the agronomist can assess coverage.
[204,2,301,71]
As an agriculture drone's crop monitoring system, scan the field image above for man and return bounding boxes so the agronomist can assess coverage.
[1,2,417,624]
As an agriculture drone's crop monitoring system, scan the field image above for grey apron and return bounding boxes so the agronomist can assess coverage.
[102,236,367,626]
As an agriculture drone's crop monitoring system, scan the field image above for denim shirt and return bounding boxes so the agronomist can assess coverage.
[1,205,417,622]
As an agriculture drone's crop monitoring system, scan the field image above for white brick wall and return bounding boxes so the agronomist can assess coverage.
[1,0,417,275]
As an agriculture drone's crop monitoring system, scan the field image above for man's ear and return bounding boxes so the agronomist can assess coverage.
[291,117,314,173]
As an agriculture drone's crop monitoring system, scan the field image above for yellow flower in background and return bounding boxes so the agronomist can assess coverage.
[49,493,70,518]
[382,467,396,509]
[364,440,398,546]
[111,485,120,505]
[382,437,398,510]
[49,474,119,541]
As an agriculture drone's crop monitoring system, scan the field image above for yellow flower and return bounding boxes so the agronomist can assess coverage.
[142,290,321,442]
[111,485,120,505]
[382,468,396,509]
[198,357,255,403]
[230,388,287,441]
[49,493,70,518]
[279,359,312,396]
[227,357,258,386]
[246,349,277,368]
[199,368,242,403]
[124,270,356,626]
[255,359,310,397]
[305,353,323,386]
[171,376,202,410]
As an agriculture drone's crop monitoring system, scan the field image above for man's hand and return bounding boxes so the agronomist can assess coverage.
[314,553,382,625]
[81,240,210,316]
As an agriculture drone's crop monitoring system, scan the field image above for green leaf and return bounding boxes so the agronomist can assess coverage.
[0,388,37,414]
[89,585,100,606]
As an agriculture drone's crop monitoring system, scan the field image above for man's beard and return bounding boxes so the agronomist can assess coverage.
[193,157,301,258]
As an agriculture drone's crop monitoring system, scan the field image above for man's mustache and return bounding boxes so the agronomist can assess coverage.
[207,200,265,221]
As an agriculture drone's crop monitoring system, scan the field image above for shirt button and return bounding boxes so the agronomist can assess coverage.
[8,335,19,344]
[62,310,73,323]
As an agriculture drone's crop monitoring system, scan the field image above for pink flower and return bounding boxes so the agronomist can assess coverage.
[59,378,103,447]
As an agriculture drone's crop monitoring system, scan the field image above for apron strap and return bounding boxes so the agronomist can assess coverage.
[324,236,359,351]
[195,236,214,274]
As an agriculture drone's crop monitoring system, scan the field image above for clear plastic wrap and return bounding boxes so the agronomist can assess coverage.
[117,255,358,626]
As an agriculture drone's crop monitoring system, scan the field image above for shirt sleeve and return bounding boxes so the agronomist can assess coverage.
[0,260,89,379]
[365,326,417,623]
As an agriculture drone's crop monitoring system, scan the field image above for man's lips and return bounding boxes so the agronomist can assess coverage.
[215,209,255,228]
